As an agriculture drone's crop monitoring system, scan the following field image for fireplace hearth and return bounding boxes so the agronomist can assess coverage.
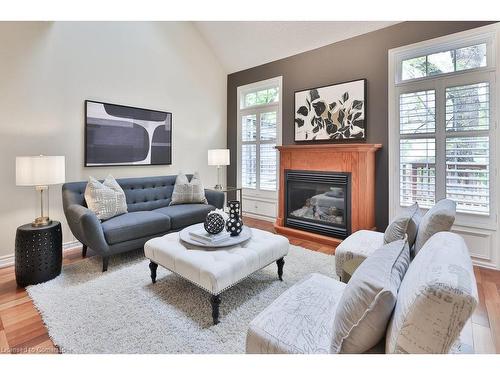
[285,170,351,239]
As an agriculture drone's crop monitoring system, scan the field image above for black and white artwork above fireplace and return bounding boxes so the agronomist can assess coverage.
[85,100,172,167]
[294,79,366,142]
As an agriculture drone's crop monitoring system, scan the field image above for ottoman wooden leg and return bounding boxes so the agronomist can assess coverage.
[149,261,158,283]
[276,257,285,281]
[82,245,87,258]
[102,256,109,272]
[210,294,221,325]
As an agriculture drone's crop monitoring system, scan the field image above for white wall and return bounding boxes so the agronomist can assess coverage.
[0,22,227,261]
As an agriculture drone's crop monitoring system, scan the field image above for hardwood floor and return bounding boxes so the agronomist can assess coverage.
[0,216,499,354]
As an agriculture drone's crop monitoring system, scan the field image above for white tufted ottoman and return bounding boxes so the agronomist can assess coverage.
[144,227,289,324]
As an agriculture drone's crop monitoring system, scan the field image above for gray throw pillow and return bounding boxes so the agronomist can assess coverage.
[384,203,419,246]
[170,172,208,205]
[330,238,410,354]
[414,199,456,255]
[84,175,128,220]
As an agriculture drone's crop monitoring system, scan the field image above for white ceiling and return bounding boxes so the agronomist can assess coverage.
[194,21,399,73]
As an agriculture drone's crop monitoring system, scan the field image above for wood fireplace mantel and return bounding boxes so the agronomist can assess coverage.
[275,143,382,247]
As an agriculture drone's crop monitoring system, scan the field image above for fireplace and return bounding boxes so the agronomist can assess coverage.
[275,144,381,247]
[285,170,351,239]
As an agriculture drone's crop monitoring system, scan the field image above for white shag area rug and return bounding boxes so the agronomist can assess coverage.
[27,245,336,354]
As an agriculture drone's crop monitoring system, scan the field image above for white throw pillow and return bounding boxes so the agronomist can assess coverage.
[169,172,208,205]
[330,237,410,353]
[414,199,456,255]
[383,202,419,246]
[84,175,128,220]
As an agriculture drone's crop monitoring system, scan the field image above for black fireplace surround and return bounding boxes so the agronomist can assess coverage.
[285,170,351,239]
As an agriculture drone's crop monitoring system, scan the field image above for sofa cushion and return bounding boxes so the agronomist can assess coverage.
[154,204,215,229]
[414,199,456,255]
[384,203,419,246]
[101,211,171,245]
[331,238,410,353]
[246,273,346,354]
[334,230,384,278]
[386,232,478,354]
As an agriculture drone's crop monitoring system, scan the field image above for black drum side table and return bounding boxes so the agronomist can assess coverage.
[15,221,62,287]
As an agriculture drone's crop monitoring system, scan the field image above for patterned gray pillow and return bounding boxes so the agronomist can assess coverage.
[84,175,128,220]
[170,172,208,205]
[414,199,456,255]
[331,238,410,353]
[384,203,419,246]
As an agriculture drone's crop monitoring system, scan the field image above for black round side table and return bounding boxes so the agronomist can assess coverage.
[15,221,62,287]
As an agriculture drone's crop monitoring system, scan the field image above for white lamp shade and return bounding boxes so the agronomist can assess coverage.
[208,149,230,166]
[16,155,66,186]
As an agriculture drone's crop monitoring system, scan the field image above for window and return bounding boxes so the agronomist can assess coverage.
[390,29,496,226]
[237,77,282,196]
[401,43,487,81]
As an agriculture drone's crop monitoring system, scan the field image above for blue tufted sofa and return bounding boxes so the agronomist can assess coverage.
[62,175,224,271]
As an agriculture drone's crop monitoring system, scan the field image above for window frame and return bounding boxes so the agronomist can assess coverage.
[389,25,498,231]
[395,32,495,85]
[237,76,283,201]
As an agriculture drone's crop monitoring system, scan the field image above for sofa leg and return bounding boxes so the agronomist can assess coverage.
[102,256,109,272]
[82,245,87,258]
[210,294,221,325]
[276,257,284,281]
[149,261,158,283]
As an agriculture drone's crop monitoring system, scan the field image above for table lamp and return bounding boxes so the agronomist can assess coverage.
[208,149,230,190]
[16,155,66,227]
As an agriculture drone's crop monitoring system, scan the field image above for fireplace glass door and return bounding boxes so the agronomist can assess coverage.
[285,170,351,238]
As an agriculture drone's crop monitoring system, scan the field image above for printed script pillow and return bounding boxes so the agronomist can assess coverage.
[330,238,410,353]
[414,199,456,255]
[170,172,208,205]
[384,202,420,247]
[84,175,128,220]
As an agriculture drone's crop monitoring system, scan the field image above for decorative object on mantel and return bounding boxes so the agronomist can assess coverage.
[207,149,230,190]
[294,79,366,142]
[85,100,172,166]
[274,144,381,247]
[204,210,226,235]
[16,155,66,227]
[226,200,243,236]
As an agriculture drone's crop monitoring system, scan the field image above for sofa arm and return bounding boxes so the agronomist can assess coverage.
[205,189,225,209]
[65,204,109,255]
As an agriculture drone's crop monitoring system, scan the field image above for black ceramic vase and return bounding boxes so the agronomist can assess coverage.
[226,200,243,236]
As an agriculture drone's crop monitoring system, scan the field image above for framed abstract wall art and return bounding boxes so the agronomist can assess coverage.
[85,100,172,166]
[294,78,366,142]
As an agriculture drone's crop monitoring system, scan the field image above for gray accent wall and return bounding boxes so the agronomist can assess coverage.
[227,21,493,231]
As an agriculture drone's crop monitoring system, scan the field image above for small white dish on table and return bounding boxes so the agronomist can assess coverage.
[144,223,289,324]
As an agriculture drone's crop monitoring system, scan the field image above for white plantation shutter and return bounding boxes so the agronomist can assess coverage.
[399,89,436,208]
[400,138,436,208]
[446,137,489,214]
[241,144,256,189]
[399,90,436,134]
[445,82,491,215]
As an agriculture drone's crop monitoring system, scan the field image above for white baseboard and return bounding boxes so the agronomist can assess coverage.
[243,212,276,223]
[0,240,82,269]
[0,254,14,268]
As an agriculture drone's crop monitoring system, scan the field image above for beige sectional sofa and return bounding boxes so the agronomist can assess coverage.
[246,199,477,354]
[246,231,477,354]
